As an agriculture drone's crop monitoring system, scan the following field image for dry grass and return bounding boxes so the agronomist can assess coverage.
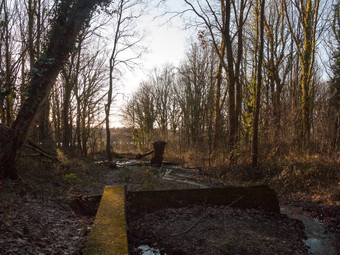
[109,138,340,205]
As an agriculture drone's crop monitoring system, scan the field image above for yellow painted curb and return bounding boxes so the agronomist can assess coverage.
[84,186,128,255]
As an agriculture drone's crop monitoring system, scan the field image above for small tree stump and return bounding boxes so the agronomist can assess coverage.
[150,141,167,167]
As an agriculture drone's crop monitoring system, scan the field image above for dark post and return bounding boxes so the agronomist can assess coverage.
[150,141,167,167]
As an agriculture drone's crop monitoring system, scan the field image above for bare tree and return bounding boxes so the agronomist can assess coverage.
[0,0,21,127]
[151,65,175,138]
[283,0,322,149]
[182,0,251,163]
[252,0,265,167]
[105,0,145,161]
[124,83,155,150]
[329,1,340,151]
[262,0,289,144]
[0,0,113,179]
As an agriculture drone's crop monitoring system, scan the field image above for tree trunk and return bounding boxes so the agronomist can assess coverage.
[76,95,82,154]
[106,0,124,162]
[4,2,14,127]
[39,102,50,142]
[105,65,113,162]
[213,43,225,150]
[224,0,237,164]
[234,0,246,160]
[62,80,72,149]
[252,0,265,168]
[0,0,112,179]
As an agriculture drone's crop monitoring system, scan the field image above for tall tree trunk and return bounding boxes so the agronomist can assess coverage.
[62,79,72,149]
[300,0,320,150]
[82,103,87,156]
[223,0,237,164]
[234,0,246,158]
[106,0,124,162]
[283,0,319,151]
[0,0,112,179]
[39,102,50,142]
[28,0,35,70]
[105,68,113,161]
[4,2,14,127]
[29,0,51,143]
[213,43,225,150]
[76,94,82,154]
[252,0,265,168]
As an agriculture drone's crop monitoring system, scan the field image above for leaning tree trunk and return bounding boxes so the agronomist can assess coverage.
[0,0,112,179]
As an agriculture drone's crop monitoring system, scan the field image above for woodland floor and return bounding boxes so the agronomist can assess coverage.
[0,152,339,254]
[127,205,308,255]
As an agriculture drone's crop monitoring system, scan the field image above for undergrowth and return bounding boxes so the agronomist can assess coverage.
[15,144,340,206]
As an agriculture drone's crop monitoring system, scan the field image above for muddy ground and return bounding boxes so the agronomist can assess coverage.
[127,205,308,255]
[0,157,339,254]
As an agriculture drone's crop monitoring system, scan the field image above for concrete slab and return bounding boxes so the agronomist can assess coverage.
[84,186,128,255]
[127,185,280,213]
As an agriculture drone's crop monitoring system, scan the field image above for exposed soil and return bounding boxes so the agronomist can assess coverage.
[127,205,309,255]
[164,164,340,234]
[0,156,339,254]
[0,180,93,254]
[0,158,196,254]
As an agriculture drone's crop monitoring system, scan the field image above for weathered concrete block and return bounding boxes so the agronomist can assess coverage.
[85,185,280,254]
[127,185,280,213]
[84,186,128,255]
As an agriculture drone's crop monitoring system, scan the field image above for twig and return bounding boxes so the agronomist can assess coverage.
[170,196,244,237]
[227,195,244,207]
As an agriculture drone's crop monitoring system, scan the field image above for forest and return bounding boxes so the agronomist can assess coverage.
[0,0,339,254]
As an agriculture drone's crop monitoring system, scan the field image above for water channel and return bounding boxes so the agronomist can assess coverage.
[281,207,337,255]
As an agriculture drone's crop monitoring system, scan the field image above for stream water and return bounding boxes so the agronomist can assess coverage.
[281,207,338,255]
[137,245,165,255]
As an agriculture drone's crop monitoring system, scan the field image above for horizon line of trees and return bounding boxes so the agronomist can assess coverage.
[0,0,145,150]
[0,0,147,179]
[122,0,340,166]
[0,0,339,179]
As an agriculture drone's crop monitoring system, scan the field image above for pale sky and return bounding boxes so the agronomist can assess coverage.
[111,0,193,127]
[122,0,190,95]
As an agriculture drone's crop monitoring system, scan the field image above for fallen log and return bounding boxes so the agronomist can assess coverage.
[135,150,154,159]
[1,123,58,162]
[25,141,58,162]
